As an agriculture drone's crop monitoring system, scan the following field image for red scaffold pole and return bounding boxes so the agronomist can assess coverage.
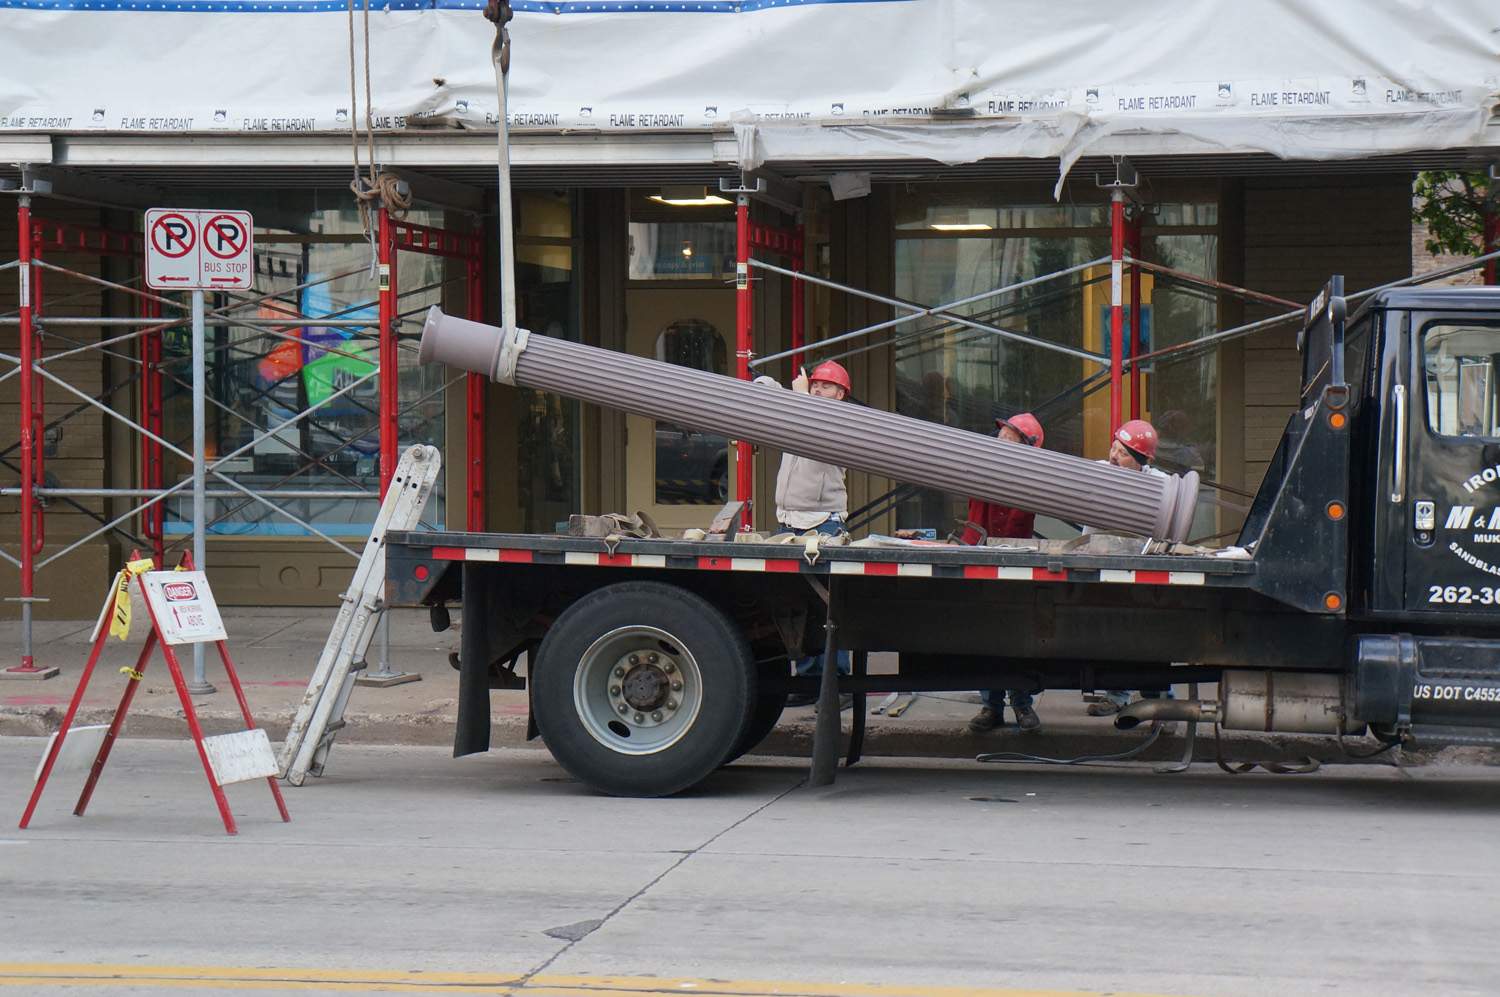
[1108,188,1125,435]
[734,195,754,528]
[1484,208,1498,287]
[377,207,399,497]
[6,194,52,678]
[1127,212,1144,421]
[466,251,486,531]
[791,223,806,376]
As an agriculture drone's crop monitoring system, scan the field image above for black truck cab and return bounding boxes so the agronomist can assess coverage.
[1351,286,1500,619]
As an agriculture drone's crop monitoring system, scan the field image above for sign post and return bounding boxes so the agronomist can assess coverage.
[189,289,212,694]
[144,208,254,695]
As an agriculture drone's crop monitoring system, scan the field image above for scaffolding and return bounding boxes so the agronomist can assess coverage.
[731,159,1500,542]
[2,180,487,681]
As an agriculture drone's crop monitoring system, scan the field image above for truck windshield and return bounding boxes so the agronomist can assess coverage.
[1423,321,1500,439]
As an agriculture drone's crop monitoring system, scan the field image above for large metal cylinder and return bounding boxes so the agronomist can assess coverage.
[420,310,1201,540]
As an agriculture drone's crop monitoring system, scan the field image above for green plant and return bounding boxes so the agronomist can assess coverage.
[1413,170,1494,257]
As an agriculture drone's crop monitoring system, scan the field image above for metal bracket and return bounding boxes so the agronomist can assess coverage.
[1096,156,1146,208]
[494,327,530,384]
[802,534,823,566]
[719,177,767,197]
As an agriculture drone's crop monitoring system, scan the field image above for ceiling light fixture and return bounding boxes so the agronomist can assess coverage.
[929,222,995,232]
[648,185,732,207]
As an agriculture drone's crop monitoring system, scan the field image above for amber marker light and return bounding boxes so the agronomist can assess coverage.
[1324,592,1344,611]
[1326,501,1346,521]
[1328,411,1347,430]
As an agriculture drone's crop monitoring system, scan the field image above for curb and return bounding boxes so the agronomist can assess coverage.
[5,707,1497,768]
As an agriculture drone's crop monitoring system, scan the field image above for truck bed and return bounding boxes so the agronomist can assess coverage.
[393,530,1257,592]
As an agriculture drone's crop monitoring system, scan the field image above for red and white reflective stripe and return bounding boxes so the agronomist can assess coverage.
[960,565,1039,581]
[1100,568,1206,586]
[432,546,533,564]
[427,547,1210,586]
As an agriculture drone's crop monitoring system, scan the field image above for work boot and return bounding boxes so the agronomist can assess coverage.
[1086,692,1129,716]
[967,705,1002,733]
[1013,703,1041,732]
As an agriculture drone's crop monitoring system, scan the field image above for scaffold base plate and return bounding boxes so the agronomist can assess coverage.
[2,665,60,681]
[354,671,422,688]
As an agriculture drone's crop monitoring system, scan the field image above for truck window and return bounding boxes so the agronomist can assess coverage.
[1422,321,1500,439]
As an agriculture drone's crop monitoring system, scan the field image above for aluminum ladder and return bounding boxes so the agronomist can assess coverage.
[278,444,441,786]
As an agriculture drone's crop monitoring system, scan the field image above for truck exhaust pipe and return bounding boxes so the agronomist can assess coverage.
[1114,671,1362,735]
[419,309,1201,541]
[1115,698,1221,729]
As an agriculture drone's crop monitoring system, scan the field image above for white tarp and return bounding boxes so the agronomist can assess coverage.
[1,0,1496,179]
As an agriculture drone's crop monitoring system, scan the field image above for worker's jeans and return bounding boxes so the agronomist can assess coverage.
[778,517,845,538]
[981,689,1034,711]
[1100,688,1173,707]
[782,517,848,676]
[795,650,852,677]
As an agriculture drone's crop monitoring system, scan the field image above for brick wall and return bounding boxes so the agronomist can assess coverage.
[1238,174,1413,489]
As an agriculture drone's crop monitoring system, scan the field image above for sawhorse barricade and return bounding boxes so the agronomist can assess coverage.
[19,552,289,836]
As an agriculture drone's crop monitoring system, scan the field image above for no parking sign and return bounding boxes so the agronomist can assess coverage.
[145,208,254,291]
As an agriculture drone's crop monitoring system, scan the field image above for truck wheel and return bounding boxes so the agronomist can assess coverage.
[532,581,755,797]
[723,694,786,765]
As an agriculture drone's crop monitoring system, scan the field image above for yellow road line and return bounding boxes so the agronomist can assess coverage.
[0,964,1187,997]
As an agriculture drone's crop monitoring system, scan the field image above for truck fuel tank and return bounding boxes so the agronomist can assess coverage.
[419,308,1201,541]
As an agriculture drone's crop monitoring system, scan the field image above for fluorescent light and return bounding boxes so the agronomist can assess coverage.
[929,222,994,232]
[648,193,732,207]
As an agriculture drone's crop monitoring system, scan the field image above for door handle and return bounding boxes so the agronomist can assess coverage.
[1391,383,1406,503]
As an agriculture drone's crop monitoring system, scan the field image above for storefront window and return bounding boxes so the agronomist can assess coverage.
[891,193,1218,538]
[161,195,447,538]
[626,188,736,281]
[515,192,581,532]
[653,320,730,505]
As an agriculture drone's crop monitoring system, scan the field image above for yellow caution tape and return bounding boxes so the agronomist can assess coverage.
[118,667,143,681]
[107,558,157,642]
[107,570,132,642]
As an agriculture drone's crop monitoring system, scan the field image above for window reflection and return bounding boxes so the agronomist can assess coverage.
[891,194,1219,538]
[654,320,730,504]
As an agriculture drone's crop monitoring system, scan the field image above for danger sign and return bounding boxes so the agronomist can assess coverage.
[140,570,227,645]
[145,208,254,291]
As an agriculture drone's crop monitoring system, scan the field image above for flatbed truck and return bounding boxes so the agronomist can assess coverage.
[386,278,1500,796]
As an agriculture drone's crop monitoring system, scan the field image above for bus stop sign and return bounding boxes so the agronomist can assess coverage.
[145,208,254,291]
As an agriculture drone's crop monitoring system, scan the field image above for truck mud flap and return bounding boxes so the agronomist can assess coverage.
[454,562,492,758]
[1354,634,1500,746]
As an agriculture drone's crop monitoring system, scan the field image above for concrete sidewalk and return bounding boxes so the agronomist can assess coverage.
[2,607,1493,768]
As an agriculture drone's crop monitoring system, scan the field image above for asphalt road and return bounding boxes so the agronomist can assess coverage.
[2,737,1498,997]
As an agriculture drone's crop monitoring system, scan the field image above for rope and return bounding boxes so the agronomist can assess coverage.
[346,0,411,257]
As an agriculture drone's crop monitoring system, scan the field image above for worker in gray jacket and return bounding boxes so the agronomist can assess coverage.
[755,360,854,705]
[754,360,853,537]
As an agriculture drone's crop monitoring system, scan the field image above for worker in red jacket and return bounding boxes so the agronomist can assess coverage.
[962,413,1045,733]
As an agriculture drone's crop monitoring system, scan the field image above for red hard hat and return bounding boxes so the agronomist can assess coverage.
[808,360,851,393]
[1114,419,1158,461]
[996,412,1044,448]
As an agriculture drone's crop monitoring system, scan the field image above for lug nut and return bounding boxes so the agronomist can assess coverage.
[652,711,663,722]
[634,713,645,723]
[617,704,629,714]
[613,666,625,678]
[667,700,678,710]
[663,662,676,674]
[609,685,621,697]
[629,654,640,665]
[647,653,659,664]
[671,680,682,691]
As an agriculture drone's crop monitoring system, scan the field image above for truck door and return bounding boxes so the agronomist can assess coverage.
[1404,311,1500,613]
